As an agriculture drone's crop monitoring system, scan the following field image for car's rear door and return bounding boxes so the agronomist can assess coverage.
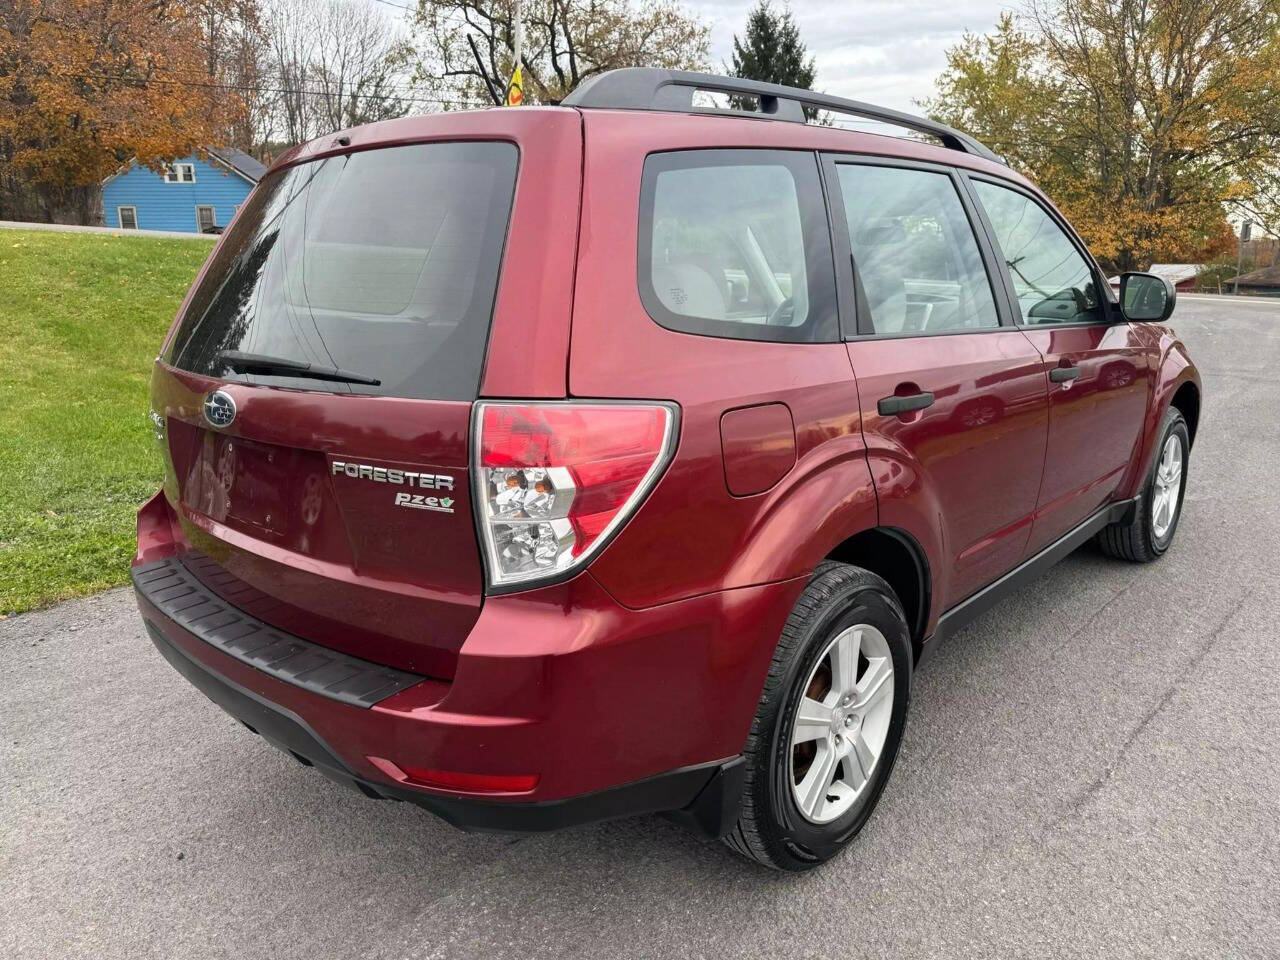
[965,176,1150,555]
[825,156,1050,607]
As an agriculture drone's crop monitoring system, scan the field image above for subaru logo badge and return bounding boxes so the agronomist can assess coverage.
[203,390,236,429]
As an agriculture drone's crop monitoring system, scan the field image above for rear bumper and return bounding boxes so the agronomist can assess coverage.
[140,612,743,834]
[133,521,803,834]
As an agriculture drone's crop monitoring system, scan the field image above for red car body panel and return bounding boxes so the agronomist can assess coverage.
[149,364,480,678]
[1019,324,1151,554]
[137,487,805,801]
[1119,326,1201,499]
[850,331,1050,616]
[133,99,1201,830]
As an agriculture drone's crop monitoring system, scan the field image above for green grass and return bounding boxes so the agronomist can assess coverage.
[0,228,214,613]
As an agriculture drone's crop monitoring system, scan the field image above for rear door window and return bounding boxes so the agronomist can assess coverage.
[834,163,1000,336]
[166,141,519,400]
[638,150,838,343]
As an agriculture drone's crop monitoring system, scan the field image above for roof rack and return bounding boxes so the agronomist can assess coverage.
[562,69,1005,165]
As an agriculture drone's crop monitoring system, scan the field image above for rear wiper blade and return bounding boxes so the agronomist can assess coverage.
[216,350,381,386]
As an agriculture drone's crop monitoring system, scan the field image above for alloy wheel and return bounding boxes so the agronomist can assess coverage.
[789,624,895,824]
[1151,433,1184,540]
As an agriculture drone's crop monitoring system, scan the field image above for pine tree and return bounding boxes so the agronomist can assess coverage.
[728,1,817,94]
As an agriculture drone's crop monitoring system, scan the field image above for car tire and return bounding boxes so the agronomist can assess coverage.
[723,561,912,870]
[1096,406,1189,563]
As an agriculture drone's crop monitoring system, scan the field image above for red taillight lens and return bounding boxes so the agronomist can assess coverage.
[473,401,676,590]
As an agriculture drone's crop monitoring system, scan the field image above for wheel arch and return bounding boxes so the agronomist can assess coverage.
[1120,336,1202,500]
[1170,379,1200,448]
[825,526,931,660]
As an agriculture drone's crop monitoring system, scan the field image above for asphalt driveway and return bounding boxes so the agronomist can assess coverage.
[3,295,1279,959]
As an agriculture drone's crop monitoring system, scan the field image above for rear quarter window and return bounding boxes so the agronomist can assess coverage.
[638,150,838,343]
[166,141,519,401]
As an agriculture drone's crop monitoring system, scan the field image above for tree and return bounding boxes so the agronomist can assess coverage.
[262,0,412,147]
[923,3,1280,272]
[728,1,816,93]
[0,0,235,223]
[311,0,412,132]
[407,0,710,107]
[264,0,317,146]
[193,0,269,154]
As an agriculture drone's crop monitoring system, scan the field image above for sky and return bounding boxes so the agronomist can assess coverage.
[686,1,1018,114]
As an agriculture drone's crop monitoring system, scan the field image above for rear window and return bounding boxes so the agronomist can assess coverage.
[166,141,519,400]
[638,150,838,343]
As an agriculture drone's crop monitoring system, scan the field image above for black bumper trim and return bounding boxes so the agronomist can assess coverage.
[142,618,743,836]
[132,555,423,708]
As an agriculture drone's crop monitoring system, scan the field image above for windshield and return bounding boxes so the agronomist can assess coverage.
[166,141,519,400]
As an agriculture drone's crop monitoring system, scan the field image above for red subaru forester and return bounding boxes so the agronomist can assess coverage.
[133,69,1201,869]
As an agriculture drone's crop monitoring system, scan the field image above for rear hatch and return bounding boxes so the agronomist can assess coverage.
[151,133,541,679]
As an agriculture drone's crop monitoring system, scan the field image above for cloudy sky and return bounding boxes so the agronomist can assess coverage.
[686,1,1017,113]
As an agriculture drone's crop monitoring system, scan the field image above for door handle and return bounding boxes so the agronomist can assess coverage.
[1049,366,1081,383]
[878,391,935,416]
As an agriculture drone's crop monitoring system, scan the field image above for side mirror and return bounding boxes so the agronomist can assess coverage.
[1119,272,1176,322]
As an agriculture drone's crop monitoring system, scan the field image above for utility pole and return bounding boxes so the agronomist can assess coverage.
[507,0,524,106]
[1234,220,1251,295]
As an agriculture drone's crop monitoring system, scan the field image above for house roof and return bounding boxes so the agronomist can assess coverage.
[1108,263,1203,287]
[207,147,266,183]
[1234,263,1280,288]
[101,146,266,186]
[1147,263,1203,284]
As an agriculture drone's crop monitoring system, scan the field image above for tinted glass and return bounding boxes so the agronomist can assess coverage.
[639,150,838,343]
[973,180,1103,325]
[167,141,519,400]
[836,164,999,336]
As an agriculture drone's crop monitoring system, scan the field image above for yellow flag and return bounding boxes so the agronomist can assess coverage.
[506,64,524,106]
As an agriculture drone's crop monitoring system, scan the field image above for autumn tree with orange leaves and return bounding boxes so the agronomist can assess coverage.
[924,2,1280,272]
[0,0,240,223]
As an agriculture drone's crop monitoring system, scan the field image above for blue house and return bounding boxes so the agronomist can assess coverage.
[102,147,266,233]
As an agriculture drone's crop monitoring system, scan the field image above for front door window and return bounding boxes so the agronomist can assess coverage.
[972,181,1103,325]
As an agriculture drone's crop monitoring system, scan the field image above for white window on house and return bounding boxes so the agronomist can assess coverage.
[118,206,138,230]
[196,205,217,232]
[164,163,196,183]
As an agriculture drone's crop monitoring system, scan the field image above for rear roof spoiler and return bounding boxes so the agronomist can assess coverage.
[562,68,1006,166]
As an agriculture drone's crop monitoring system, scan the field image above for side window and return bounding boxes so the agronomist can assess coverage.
[972,180,1103,325]
[639,150,837,343]
[835,164,1000,336]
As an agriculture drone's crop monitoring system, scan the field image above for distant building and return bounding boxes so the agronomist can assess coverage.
[1146,264,1203,292]
[101,148,265,234]
[1232,264,1280,297]
[1109,263,1202,293]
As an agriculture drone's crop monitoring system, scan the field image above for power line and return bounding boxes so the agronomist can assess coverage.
[46,68,487,109]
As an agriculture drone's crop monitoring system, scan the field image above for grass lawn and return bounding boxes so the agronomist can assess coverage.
[0,228,214,614]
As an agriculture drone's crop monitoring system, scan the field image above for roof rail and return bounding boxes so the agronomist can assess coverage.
[562,69,1005,165]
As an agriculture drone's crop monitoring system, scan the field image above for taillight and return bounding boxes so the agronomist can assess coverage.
[472,401,678,591]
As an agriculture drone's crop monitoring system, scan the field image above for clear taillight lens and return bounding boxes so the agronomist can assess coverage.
[473,401,677,591]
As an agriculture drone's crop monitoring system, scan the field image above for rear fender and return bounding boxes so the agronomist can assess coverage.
[718,440,879,589]
[862,447,949,634]
[586,418,878,610]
